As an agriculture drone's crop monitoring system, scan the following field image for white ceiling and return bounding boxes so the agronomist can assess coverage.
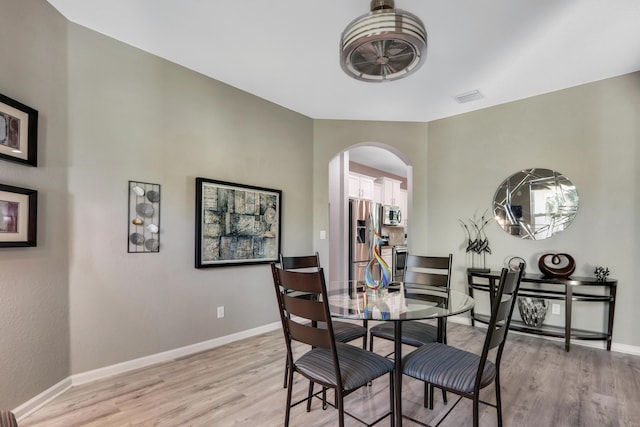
[45,0,640,176]
[46,0,640,123]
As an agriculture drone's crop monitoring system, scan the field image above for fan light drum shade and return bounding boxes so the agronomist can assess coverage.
[340,0,427,82]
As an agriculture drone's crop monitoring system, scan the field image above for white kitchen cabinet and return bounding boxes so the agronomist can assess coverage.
[376,177,402,206]
[349,173,375,200]
[399,189,408,226]
[348,175,359,198]
[374,182,382,204]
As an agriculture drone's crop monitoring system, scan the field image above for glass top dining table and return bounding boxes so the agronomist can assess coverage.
[327,282,475,426]
[328,282,474,322]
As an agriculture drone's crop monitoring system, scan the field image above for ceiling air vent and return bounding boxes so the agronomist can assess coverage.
[340,0,428,82]
[454,90,484,103]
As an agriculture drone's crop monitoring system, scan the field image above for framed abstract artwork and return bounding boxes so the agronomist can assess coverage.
[0,184,37,247]
[195,177,281,268]
[0,93,38,167]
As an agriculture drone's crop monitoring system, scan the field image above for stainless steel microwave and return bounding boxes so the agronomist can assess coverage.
[383,205,402,226]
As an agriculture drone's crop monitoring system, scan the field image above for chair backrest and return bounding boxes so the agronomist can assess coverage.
[271,263,342,384]
[403,254,453,289]
[474,263,525,390]
[279,252,321,271]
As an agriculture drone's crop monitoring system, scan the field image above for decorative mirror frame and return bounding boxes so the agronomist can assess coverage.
[493,168,578,240]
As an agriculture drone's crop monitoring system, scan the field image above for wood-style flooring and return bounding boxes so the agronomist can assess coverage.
[20,323,640,426]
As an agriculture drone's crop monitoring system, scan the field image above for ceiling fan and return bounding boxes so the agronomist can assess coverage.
[340,0,428,82]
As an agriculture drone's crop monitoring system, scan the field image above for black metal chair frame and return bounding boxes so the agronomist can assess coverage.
[369,253,453,406]
[401,264,525,427]
[279,252,368,388]
[271,264,395,427]
[369,254,453,350]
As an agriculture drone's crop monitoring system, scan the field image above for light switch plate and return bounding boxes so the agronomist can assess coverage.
[552,303,561,315]
[217,306,225,318]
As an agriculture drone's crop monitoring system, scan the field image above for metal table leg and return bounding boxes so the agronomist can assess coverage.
[565,285,572,352]
[394,321,403,426]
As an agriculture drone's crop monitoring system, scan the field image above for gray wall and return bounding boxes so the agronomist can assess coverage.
[312,73,640,348]
[0,0,314,408]
[0,0,70,409]
[426,73,640,346]
[66,24,314,374]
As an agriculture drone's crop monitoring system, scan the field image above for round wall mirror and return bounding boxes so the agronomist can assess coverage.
[493,168,579,240]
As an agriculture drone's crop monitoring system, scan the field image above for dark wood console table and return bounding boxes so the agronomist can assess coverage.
[467,270,617,351]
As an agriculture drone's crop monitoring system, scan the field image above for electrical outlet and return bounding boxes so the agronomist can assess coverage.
[552,303,560,315]
[217,306,225,318]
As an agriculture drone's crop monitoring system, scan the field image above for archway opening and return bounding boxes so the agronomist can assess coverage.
[328,143,412,285]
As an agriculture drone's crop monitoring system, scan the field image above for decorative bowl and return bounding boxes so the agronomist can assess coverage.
[517,297,548,327]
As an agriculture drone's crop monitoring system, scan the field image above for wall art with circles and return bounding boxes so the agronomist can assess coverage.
[128,180,160,253]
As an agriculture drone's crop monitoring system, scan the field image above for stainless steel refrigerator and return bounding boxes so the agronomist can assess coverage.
[349,199,381,283]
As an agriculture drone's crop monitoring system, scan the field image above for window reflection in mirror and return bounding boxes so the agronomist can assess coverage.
[493,168,579,240]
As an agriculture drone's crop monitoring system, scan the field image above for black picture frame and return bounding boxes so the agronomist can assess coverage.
[195,177,281,268]
[0,184,37,247]
[0,93,38,167]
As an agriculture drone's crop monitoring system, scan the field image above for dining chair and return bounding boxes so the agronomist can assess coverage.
[279,252,368,388]
[369,254,453,351]
[271,264,395,427]
[401,264,525,427]
[369,254,452,405]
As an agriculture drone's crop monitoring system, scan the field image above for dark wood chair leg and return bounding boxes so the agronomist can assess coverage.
[285,373,294,427]
[423,382,429,407]
[496,371,503,427]
[473,397,479,427]
[283,359,289,388]
[306,382,314,412]
[429,383,435,409]
[337,391,345,427]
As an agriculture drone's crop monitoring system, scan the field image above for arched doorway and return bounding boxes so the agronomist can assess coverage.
[328,143,412,285]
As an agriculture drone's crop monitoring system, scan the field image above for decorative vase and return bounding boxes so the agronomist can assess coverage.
[517,297,549,327]
[364,230,391,290]
[507,256,526,271]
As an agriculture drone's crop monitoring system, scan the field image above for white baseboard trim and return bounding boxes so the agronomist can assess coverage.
[13,377,72,421]
[611,342,640,356]
[72,321,282,386]
[14,321,281,422]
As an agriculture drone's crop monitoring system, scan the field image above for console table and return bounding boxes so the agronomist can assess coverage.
[467,270,617,351]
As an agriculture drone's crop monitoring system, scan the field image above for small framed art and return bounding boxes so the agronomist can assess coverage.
[0,184,37,247]
[195,177,281,268]
[128,181,161,253]
[0,93,38,167]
